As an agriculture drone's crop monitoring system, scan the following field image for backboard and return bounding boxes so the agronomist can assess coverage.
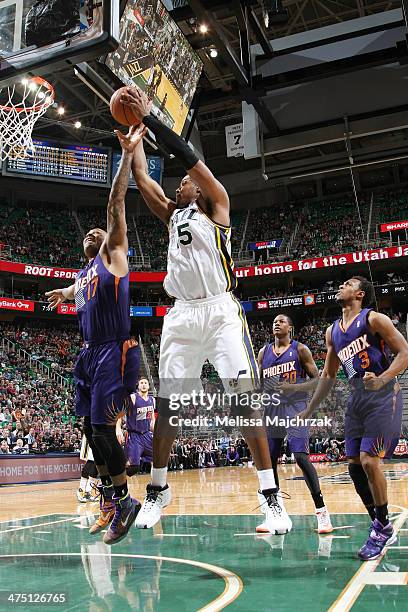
[0,0,119,87]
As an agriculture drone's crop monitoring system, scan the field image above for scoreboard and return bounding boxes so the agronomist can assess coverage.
[2,138,164,188]
[4,139,110,185]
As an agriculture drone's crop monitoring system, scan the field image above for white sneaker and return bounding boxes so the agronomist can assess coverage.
[135,484,171,529]
[76,488,89,503]
[316,506,333,534]
[256,489,292,534]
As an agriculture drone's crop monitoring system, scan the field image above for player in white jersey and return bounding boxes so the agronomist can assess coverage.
[116,86,291,535]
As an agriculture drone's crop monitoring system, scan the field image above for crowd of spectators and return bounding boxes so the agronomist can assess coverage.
[0,201,83,268]
[0,321,82,381]
[0,347,79,454]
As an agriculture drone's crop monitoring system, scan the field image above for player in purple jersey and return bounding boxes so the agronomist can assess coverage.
[301,276,408,560]
[45,125,146,545]
[116,377,155,476]
[257,314,332,535]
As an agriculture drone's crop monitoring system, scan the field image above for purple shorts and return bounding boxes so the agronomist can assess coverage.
[268,435,309,458]
[125,431,153,466]
[345,387,403,458]
[74,339,140,425]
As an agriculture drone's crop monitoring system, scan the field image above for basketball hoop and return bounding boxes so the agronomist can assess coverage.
[0,77,55,161]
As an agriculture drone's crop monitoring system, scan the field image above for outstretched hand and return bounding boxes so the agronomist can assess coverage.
[115,124,147,153]
[121,86,152,123]
[45,289,66,310]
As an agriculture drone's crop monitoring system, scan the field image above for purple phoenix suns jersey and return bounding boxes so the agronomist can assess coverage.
[262,339,308,404]
[74,253,131,344]
[331,308,393,381]
[127,393,154,433]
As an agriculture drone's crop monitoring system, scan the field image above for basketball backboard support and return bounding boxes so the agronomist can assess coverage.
[0,0,120,87]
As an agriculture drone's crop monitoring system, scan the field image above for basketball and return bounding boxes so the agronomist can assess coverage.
[110,87,140,126]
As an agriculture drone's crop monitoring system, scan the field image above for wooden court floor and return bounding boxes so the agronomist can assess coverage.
[0,462,407,611]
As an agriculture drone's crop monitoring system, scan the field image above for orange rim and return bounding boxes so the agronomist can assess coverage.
[0,76,55,113]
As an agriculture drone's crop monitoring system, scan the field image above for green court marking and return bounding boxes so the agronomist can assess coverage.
[0,513,406,611]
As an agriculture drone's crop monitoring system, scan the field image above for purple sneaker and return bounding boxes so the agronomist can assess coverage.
[358,519,397,560]
[103,495,141,546]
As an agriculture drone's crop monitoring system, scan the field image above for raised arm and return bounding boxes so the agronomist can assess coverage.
[122,87,229,226]
[132,139,176,225]
[101,125,145,275]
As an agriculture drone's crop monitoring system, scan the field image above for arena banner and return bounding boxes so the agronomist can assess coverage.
[0,454,82,485]
[236,244,408,279]
[380,220,408,232]
[1,244,408,284]
[394,440,408,456]
[57,303,77,316]
[0,297,35,312]
[309,454,327,463]
[248,240,282,251]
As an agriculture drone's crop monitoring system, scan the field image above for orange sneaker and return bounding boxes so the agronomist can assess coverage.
[89,485,115,534]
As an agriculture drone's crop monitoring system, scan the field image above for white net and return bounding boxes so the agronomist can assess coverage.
[0,77,55,162]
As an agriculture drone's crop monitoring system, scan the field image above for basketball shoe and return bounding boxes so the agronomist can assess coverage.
[135,484,171,529]
[89,484,115,535]
[103,495,141,545]
[316,507,333,534]
[76,488,89,503]
[256,488,292,534]
[358,519,397,560]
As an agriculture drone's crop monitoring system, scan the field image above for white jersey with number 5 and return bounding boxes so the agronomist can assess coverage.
[164,202,237,301]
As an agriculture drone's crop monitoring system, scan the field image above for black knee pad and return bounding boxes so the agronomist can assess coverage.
[348,462,373,506]
[126,465,140,477]
[92,424,126,477]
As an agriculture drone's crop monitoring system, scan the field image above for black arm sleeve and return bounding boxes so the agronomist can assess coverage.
[143,114,199,171]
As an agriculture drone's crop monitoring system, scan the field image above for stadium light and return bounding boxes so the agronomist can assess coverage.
[74,121,82,129]
[57,107,65,116]
[210,48,218,58]
[199,24,208,34]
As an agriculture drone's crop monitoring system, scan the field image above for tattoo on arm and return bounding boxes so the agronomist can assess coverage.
[107,152,132,250]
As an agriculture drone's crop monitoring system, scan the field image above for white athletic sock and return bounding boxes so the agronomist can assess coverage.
[151,467,168,488]
[257,469,276,492]
[79,477,87,491]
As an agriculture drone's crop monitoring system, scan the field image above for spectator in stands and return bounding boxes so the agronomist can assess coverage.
[0,440,10,454]
[12,438,28,454]
[226,446,240,466]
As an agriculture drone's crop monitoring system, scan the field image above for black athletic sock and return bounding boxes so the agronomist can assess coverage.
[114,482,128,500]
[366,504,376,521]
[294,453,324,508]
[375,503,389,526]
[100,474,113,487]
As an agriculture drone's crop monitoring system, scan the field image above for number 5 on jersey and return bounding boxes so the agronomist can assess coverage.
[177,222,193,246]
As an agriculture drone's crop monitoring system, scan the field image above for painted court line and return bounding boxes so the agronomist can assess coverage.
[0,517,77,534]
[363,572,408,586]
[153,532,197,537]
[0,553,243,612]
[328,508,408,612]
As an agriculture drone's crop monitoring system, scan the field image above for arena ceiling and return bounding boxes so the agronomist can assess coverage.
[32,0,408,191]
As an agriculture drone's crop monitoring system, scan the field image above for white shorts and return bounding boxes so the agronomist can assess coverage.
[80,436,94,462]
[158,293,258,397]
